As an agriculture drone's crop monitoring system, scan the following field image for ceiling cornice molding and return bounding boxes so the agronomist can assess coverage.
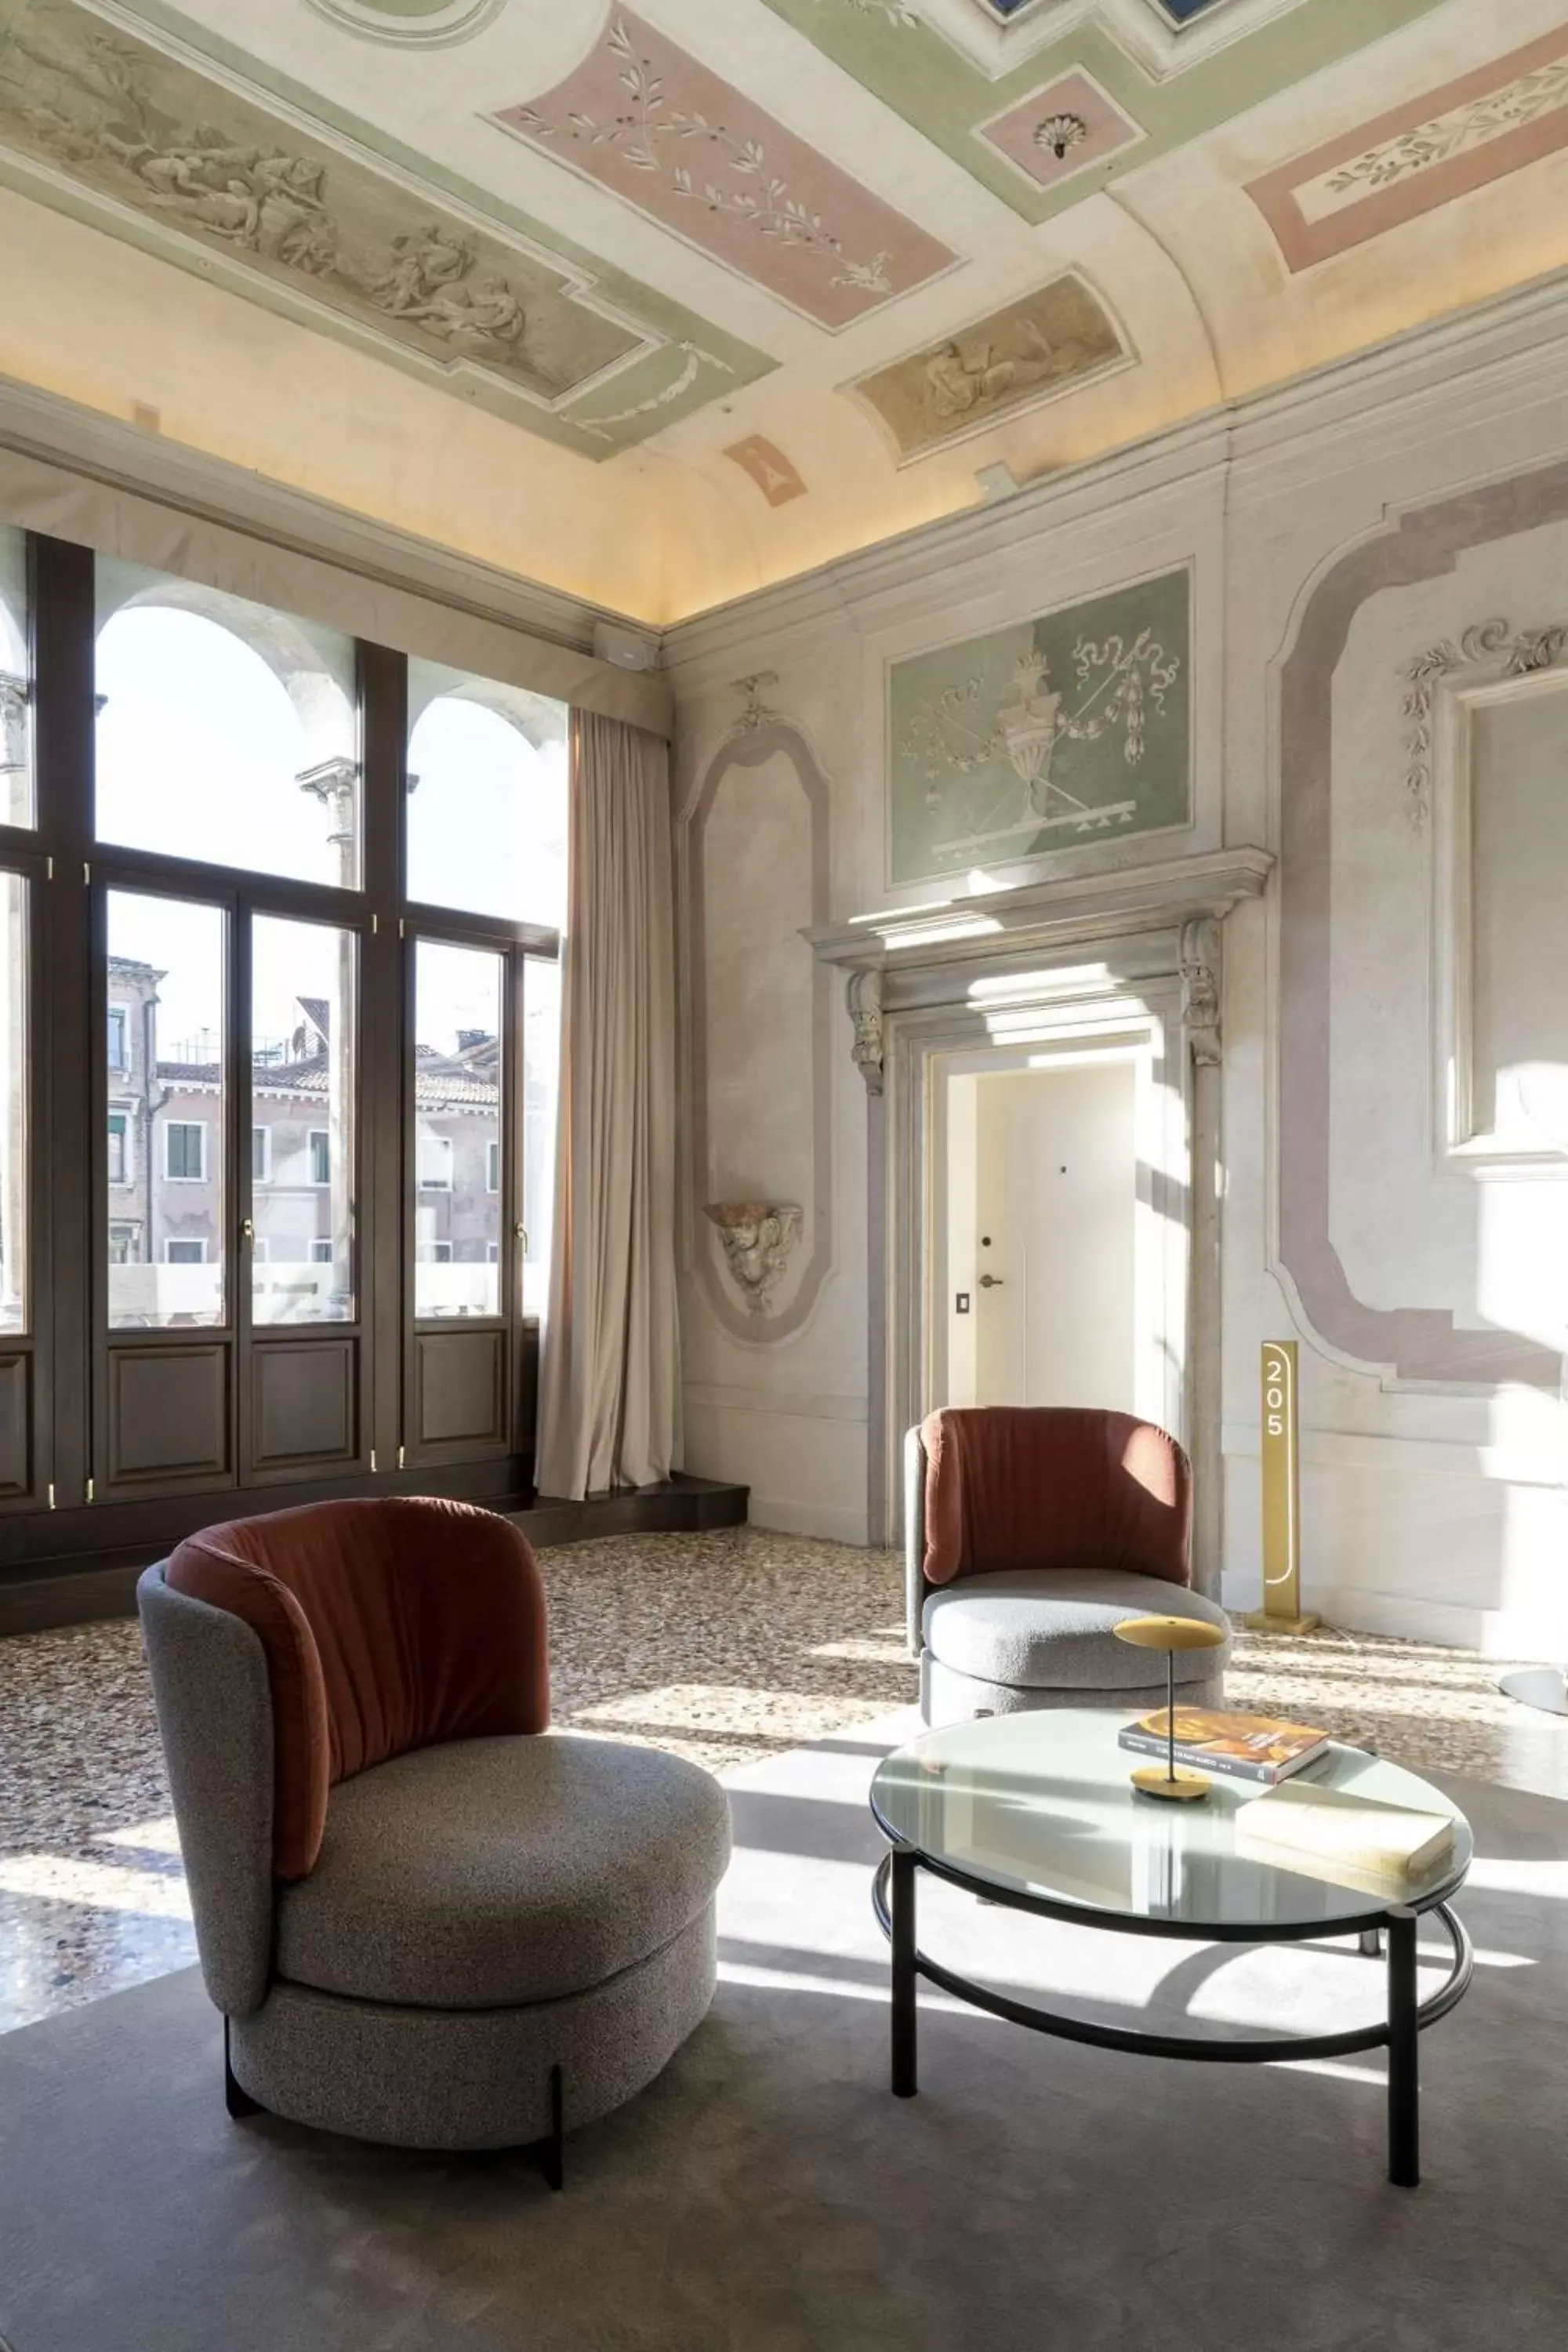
[1224,267,1568,480]
[0,368,619,657]
[664,263,1568,680]
[666,409,1232,682]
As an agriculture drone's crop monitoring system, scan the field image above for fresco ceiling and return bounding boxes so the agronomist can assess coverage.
[0,0,1566,620]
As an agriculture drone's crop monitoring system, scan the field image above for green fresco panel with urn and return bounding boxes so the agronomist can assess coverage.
[888,567,1190,885]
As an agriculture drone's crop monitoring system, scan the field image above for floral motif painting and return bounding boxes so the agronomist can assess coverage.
[848,273,1127,461]
[0,0,643,403]
[887,568,1191,884]
[1246,26,1568,270]
[493,12,956,328]
[975,69,1144,192]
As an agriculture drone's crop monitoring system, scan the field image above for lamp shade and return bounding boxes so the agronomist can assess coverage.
[1113,1613,1228,1655]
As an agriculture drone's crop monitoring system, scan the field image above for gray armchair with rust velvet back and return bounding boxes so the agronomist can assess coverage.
[137,1496,731,2183]
[906,1406,1231,1727]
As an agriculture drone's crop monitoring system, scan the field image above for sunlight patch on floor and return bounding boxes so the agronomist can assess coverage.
[0,1857,193,1919]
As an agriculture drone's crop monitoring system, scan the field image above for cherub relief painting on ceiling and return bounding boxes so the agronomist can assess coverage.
[0,0,640,404]
[851,272,1127,462]
[888,567,1190,885]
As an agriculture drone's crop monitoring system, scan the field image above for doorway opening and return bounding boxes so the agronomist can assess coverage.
[924,1007,1185,1453]
[943,1051,1140,1411]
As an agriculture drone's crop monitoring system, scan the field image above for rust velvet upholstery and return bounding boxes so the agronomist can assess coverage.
[166,1497,549,1882]
[920,1407,1192,1591]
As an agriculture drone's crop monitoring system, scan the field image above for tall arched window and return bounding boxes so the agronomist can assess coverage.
[405,661,566,1325]
[406,662,566,928]
[95,564,358,889]
[1,531,577,1543]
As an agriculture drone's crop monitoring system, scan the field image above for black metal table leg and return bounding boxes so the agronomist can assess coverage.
[891,1847,917,2098]
[1387,1907,1419,2187]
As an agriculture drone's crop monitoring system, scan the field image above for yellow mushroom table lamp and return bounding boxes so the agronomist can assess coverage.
[1112,1615,1231,1802]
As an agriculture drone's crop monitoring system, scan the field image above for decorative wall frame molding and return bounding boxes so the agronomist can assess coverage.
[683,718,834,1345]
[1426,655,1568,1177]
[1275,464,1568,1391]
[1401,616,1568,830]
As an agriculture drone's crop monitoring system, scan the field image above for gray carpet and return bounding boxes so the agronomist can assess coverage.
[2,1715,1566,2351]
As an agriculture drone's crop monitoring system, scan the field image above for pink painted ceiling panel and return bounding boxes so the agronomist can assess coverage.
[975,71,1143,192]
[494,12,957,329]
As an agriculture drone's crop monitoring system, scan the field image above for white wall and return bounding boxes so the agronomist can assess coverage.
[668,276,1568,1644]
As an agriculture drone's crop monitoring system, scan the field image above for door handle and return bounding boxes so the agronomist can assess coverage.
[978,1272,1004,1288]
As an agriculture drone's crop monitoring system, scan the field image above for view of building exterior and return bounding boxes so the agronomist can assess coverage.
[106,953,507,1327]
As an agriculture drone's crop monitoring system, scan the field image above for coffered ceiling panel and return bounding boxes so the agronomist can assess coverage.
[0,0,1563,622]
[758,0,1440,222]
[493,9,959,328]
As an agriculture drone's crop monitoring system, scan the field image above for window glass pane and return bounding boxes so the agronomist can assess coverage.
[251,915,357,1326]
[0,527,31,829]
[522,956,560,1322]
[96,561,359,888]
[414,939,501,1319]
[0,874,27,1329]
[107,891,226,1329]
[406,661,566,927]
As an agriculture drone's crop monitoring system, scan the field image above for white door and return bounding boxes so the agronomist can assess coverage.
[955,1059,1138,1410]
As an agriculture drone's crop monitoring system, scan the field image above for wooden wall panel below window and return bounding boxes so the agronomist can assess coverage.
[105,1342,230,1487]
[413,1327,505,1453]
[250,1338,358,1479]
[0,1351,32,1499]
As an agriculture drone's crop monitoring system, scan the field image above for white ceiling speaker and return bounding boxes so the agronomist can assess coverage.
[592,619,661,672]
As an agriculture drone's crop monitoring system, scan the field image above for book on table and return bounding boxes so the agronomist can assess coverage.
[1233,1779,1456,1883]
[1118,1706,1329,1784]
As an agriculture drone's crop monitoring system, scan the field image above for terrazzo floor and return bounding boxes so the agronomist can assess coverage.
[2,1524,1566,2035]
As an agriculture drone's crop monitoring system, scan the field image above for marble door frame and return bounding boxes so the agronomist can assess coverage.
[808,846,1272,1592]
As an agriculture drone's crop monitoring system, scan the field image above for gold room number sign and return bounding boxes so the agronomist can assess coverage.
[1245,1341,1319,1635]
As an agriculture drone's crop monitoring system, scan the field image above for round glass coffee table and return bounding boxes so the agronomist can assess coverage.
[870,1709,1473,2187]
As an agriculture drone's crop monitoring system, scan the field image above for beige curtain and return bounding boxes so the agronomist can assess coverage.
[535,710,680,1498]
